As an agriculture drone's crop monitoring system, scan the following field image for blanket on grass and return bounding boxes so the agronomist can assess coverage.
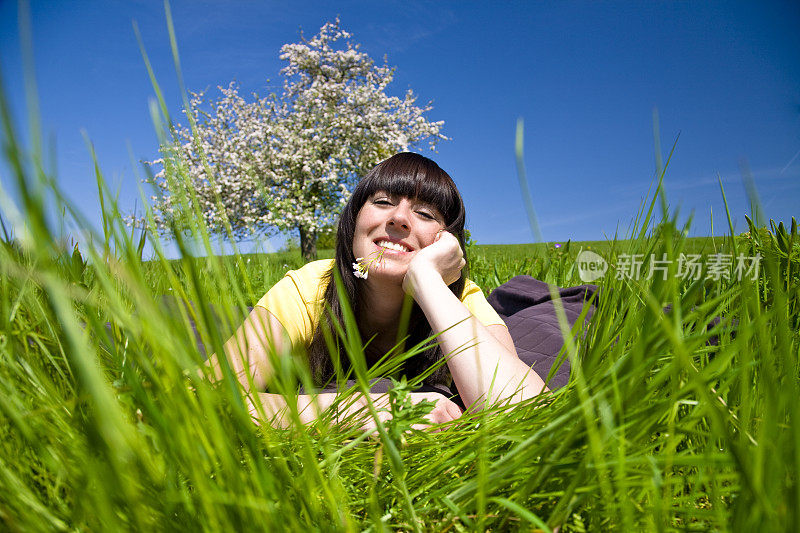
[486,275,598,390]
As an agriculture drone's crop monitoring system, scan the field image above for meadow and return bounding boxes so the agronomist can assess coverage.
[1,18,799,532]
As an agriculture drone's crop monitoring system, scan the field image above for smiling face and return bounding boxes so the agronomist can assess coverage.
[333,153,467,291]
[352,191,444,283]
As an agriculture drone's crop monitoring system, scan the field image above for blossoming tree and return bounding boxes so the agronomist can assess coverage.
[145,19,447,260]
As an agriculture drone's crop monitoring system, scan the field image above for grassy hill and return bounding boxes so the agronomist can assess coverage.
[3,210,799,530]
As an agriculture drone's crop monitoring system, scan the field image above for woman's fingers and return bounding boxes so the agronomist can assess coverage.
[442,233,465,284]
[403,230,465,293]
[427,232,464,282]
[357,408,393,432]
[329,395,392,432]
[430,401,462,426]
[407,392,463,431]
[444,397,465,420]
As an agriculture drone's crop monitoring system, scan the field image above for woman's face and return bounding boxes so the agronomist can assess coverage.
[352,191,444,283]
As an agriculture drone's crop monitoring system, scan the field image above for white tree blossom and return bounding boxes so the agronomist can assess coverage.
[144,19,447,259]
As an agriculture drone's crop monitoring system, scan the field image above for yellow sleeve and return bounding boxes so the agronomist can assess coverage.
[460,279,507,328]
[254,260,333,350]
[254,274,313,350]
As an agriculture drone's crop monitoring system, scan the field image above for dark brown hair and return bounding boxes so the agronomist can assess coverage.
[307,152,468,388]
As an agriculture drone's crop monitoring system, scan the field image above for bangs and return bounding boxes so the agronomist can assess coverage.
[354,153,463,227]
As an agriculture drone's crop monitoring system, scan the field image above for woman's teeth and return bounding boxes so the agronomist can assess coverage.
[377,240,410,252]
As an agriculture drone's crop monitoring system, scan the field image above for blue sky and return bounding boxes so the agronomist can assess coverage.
[1,0,798,253]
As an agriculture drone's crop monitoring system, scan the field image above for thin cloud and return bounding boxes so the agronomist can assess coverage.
[364,4,457,54]
[539,204,634,229]
[780,147,800,175]
[611,163,799,197]
[664,165,799,193]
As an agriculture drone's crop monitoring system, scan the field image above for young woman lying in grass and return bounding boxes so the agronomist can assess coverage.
[205,152,547,429]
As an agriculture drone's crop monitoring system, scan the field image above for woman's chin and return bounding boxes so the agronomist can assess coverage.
[367,264,408,285]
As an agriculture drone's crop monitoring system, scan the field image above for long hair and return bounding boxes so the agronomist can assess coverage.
[307,152,468,388]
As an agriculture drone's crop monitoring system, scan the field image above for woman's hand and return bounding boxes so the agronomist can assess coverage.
[335,392,462,432]
[292,393,392,428]
[406,392,463,431]
[403,230,465,295]
[270,391,463,432]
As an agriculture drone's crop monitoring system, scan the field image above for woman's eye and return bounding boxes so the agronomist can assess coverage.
[374,199,392,205]
[417,211,435,220]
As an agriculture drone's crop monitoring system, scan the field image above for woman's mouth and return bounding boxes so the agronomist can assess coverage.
[375,239,411,253]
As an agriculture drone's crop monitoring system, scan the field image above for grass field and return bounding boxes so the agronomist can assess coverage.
[2,174,798,530]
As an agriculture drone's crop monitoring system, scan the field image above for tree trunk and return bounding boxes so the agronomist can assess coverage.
[298,226,318,261]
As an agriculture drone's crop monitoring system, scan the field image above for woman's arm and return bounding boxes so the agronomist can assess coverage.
[203,308,338,427]
[403,232,548,410]
[203,306,286,390]
[247,391,461,430]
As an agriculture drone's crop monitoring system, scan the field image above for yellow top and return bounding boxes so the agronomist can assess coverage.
[255,259,505,351]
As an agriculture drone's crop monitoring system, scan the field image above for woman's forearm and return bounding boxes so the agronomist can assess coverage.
[406,268,546,409]
[242,393,290,428]
[247,392,392,429]
[247,393,335,428]
[202,307,289,391]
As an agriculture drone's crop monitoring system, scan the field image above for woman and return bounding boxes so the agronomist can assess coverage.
[206,153,547,429]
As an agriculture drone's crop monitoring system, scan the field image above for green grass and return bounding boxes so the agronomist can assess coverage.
[468,237,738,293]
[1,10,798,531]
[2,185,798,531]
[474,236,732,260]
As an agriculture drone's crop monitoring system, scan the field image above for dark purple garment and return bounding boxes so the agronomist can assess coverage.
[485,276,598,390]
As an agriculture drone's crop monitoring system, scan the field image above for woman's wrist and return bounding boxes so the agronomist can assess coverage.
[298,392,382,426]
[253,392,393,429]
[295,394,322,425]
[247,393,328,428]
[403,260,447,298]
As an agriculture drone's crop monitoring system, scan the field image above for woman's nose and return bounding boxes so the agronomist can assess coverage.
[387,204,411,229]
